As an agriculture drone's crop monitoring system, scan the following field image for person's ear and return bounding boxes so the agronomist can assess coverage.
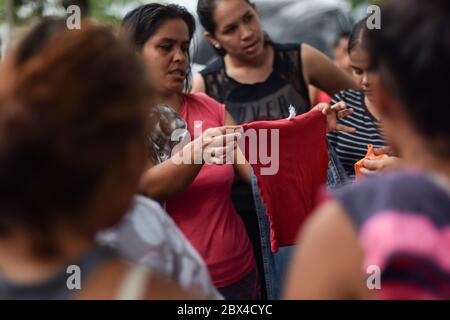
[204,31,221,50]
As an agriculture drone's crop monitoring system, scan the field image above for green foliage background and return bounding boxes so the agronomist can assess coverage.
[0,0,153,24]
[1,0,375,25]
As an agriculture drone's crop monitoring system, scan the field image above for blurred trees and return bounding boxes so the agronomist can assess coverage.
[350,0,378,8]
[0,0,153,24]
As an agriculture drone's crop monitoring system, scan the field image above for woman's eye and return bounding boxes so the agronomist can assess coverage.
[243,14,253,23]
[159,45,172,51]
[224,26,237,34]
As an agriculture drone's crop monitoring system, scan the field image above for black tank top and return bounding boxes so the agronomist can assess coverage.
[200,43,311,124]
[201,45,311,298]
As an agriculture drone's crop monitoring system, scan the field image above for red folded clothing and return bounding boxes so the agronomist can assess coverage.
[242,109,328,252]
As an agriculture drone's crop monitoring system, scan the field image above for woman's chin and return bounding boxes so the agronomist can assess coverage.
[167,83,185,94]
[241,47,264,61]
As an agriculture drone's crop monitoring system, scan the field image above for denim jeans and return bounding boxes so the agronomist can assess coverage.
[327,141,350,189]
[250,170,295,300]
[249,145,348,299]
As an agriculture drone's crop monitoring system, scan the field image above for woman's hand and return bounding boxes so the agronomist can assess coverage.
[141,125,244,202]
[314,102,357,133]
[188,126,243,165]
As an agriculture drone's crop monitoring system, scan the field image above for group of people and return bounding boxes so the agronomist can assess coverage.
[0,0,448,300]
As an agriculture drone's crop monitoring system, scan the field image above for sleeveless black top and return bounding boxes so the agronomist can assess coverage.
[200,45,312,297]
[200,43,311,124]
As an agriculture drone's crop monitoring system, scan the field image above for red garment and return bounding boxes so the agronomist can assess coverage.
[166,93,255,288]
[316,90,332,104]
[242,109,328,252]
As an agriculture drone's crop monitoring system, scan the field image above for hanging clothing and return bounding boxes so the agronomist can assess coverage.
[242,109,328,252]
[201,43,311,296]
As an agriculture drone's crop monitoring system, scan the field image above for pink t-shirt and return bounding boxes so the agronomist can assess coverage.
[166,93,255,288]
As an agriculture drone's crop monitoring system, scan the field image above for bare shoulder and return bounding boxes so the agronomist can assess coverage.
[300,43,323,63]
[299,200,358,255]
[77,259,201,300]
[191,73,206,93]
[299,43,324,85]
[75,259,132,300]
[284,200,372,299]
[300,43,357,93]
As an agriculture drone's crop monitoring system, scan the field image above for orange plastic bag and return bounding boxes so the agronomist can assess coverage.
[354,144,388,180]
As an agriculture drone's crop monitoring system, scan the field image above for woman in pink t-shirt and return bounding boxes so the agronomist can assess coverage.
[122,3,257,299]
[121,3,354,299]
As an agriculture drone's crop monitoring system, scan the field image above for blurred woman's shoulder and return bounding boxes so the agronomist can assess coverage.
[182,92,225,124]
[76,259,199,300]
[332,170,450,230]
[97,195,223,300]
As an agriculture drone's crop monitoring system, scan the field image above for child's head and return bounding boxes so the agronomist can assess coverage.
[348,18,377,101]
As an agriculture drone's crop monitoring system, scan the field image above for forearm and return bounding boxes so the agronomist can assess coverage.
[313,67,357,97]
[302,44,358,96]
[139,143,203,202]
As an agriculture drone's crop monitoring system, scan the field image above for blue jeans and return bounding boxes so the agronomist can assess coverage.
[250,170,294,300]
[327,141,350,189]
[249,145,348,299]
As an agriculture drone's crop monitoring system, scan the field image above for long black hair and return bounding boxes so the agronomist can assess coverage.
[122,3,196,92]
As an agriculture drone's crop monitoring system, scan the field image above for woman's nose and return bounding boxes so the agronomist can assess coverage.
[173,49,185,61]
[362,74,370,86]
[240,25,253,41]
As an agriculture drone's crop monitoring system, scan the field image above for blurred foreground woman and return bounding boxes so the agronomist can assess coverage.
[0,24,194,300]
[285,0,450,300]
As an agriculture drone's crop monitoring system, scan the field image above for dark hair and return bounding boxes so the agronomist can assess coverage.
[333,31,351,49]
[0,24,151,257]
[15,18,67,66]
[197,0,251,35]
[367,0,450,157]
[348,17,370,54]
[122,3,196,51]
[122,3,196,92]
